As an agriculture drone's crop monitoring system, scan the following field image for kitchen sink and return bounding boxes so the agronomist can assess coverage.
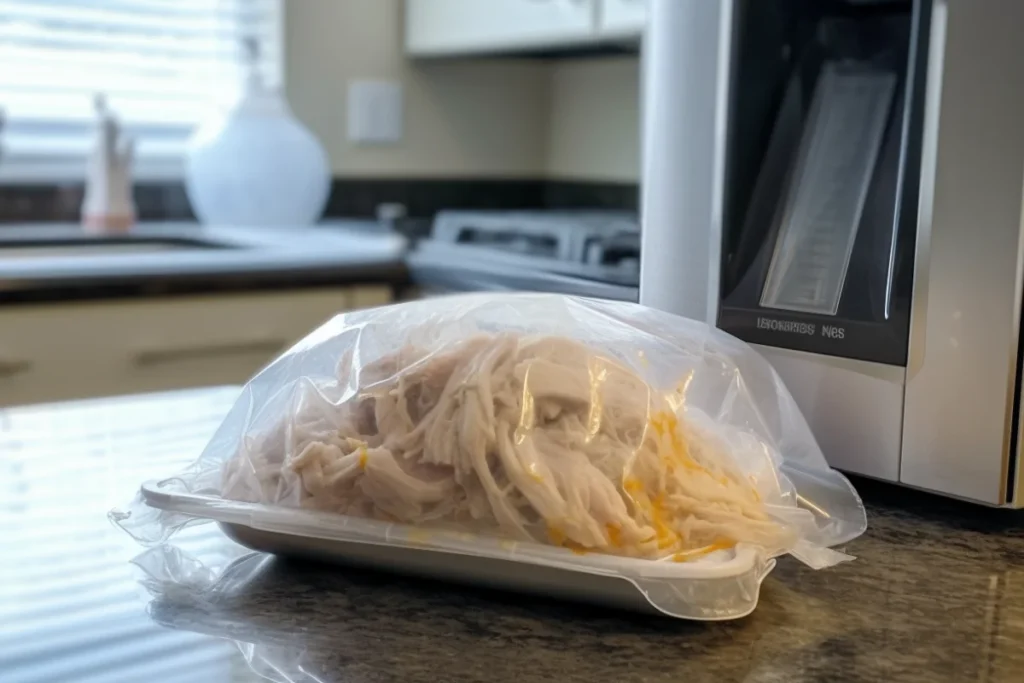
[0,238,227,259]
[0,225,238,259]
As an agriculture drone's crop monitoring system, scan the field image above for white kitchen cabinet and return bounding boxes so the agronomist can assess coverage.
[0,287,393,408]
[598,0,647,38]
[406,0,598,56]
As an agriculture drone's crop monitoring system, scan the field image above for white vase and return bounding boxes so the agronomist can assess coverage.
[185,47,330,227]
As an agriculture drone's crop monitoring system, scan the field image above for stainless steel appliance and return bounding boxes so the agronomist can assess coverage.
[640,0,1024,505]
[408,210,640,301]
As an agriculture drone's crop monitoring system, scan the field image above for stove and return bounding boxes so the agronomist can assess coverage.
[407,210,640,301]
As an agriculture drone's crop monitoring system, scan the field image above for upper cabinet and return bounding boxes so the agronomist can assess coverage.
[406,0,598,57]
[598,0,647,38]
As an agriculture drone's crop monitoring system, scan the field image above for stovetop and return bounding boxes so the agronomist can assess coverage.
[416,210,641,287]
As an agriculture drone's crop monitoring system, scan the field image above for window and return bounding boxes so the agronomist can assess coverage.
[0,0,283,182]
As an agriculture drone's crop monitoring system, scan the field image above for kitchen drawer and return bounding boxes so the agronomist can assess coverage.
[0,289,356,408]
[349,285,393,310]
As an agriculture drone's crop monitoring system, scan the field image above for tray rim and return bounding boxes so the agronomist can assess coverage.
[140,478,768,582]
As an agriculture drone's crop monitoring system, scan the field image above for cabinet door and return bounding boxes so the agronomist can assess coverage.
[406,0,597,56]
[0,289,357,408]
[350,285,393,310]
[599,0,647,38]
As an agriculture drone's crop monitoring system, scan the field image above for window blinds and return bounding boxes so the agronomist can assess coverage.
[0,0,283,180]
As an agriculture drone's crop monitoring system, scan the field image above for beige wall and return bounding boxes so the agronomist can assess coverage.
[545,56,641,183]
[285,0,549,178]
[285,0,640,182]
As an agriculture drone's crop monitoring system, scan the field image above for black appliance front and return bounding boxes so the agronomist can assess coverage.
[717,0,930,366]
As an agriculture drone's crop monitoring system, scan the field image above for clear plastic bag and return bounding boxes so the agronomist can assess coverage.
[113,293,866,620]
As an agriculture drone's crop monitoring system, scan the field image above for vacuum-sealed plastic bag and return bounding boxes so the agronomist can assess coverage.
[114,293,866,620]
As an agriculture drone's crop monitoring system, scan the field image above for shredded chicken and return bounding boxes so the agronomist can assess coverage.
[221,333,796,561]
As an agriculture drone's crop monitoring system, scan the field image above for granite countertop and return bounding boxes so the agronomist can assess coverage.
[0,220,641,304]
[3,388,1024,683]
[0,221,408,302]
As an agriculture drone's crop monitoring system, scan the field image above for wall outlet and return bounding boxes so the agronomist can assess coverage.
[347,80,404,145]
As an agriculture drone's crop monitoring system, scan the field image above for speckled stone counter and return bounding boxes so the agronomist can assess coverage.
[3,388,1023,683]
[0,222,407,304]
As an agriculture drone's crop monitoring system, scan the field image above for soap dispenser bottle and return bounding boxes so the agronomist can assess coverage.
[82,94,136,234]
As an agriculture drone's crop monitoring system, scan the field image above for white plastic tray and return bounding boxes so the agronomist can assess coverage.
[141,479,776,621]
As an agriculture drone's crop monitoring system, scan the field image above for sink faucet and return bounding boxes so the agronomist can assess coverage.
[81,94,136,234]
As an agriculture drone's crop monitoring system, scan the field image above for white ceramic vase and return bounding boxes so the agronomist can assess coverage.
[185,43,330,227]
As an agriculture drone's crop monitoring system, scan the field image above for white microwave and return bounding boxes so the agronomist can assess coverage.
[639,0,1024,506]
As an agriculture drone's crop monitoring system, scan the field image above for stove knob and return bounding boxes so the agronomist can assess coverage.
[618,257,640,273]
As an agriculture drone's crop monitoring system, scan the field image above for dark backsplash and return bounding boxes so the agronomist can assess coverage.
[0,182,196,224]
[541,180,639,212]
[0,178,639,225]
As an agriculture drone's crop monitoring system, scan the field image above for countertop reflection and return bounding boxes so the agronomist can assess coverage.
[2,388,1024,683]
[0,388,256,683]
